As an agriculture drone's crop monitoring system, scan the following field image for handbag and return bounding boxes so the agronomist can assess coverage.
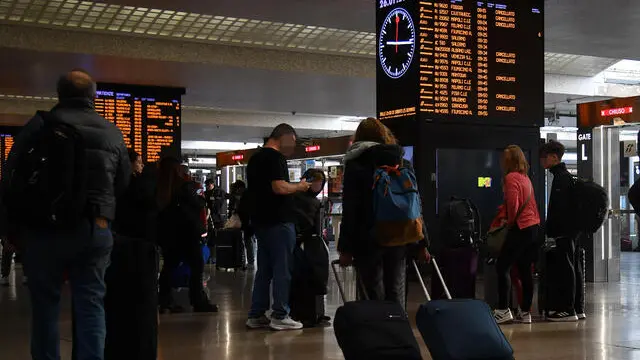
[486,189,532,257]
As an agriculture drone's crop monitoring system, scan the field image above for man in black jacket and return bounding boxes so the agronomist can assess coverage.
[540,140,584,322]
[5,70,130,360]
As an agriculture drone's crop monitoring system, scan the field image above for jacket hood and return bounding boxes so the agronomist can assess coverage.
[346,143,404,167]
[344,141,379,162]
[302,168,326,197]
[550,162,568,176]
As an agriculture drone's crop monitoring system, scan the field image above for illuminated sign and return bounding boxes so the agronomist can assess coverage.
[231,154,244,161]
[94,83,184,163]
[305,145,321,153]
[478,176,492,188]
[600,107,633,117]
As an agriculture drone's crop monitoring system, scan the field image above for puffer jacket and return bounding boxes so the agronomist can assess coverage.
[6,98,130,221]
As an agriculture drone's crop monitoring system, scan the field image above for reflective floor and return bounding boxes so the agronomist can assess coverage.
[2,253,640,359]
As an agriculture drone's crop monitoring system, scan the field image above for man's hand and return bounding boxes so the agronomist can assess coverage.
[339,253,353,267]
[297,179,311,192]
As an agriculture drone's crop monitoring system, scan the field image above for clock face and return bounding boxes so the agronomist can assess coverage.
[378,8,416,79]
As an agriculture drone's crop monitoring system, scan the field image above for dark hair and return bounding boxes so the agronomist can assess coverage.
[156,157,185,210]
[539,140,565,159]
[353,117,397,145]
[205,179,214,187]
[230,180,246,194]
[269,123,297,140]
[56,69,97,101]
[128,149,140,164]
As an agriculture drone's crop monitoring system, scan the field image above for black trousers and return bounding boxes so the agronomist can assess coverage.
[158,239,207,307]
[355,246,407,308]
[104,237,159,360]
[496,226,538,311]
[555,234,585,313]
[1,240,14,277]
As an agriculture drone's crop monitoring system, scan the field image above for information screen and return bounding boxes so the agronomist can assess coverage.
[94,84,185,163]
[377,0,543,126]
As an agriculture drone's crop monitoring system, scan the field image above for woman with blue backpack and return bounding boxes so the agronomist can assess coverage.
[338,117,430,307]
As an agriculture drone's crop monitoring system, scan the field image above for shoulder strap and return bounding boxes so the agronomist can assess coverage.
[514,186,533,222]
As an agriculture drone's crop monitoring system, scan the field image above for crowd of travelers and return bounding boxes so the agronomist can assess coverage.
[0,69,595,360]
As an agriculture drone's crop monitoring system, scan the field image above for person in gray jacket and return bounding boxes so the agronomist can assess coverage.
[4,69,130,360]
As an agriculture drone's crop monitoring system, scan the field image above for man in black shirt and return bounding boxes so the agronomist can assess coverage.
[540,140,584,322]
[245,124,310,331]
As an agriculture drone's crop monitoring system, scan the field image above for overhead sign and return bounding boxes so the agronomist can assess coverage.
[231,154,244,161]
[601,107,633,117]
[305,145,321,153]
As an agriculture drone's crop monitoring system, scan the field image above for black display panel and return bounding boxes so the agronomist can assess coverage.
[94,83,185,163]
[0,131,15,180]
[377,0,544,126]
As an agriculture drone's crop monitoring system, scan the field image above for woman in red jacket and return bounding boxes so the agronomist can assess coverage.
[494,145,540,324]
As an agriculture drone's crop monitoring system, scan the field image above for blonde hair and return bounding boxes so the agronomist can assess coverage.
[502,145,529,175]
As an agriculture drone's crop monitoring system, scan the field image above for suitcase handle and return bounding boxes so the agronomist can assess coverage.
[412,258,452,301]
[331,259,369,303]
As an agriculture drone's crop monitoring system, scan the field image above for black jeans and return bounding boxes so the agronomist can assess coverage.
[104,237,159,360]
[355,246,407,308]
[1,240,15,277]
[555,234,585,313]
[158,239,208,308]
[496,225,538,311]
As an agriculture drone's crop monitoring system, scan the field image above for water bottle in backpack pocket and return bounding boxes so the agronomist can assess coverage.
[372,165,424,247]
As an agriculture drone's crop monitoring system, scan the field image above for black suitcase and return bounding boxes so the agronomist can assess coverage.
[538,243,559,315]
[331,260,422,360]
[290,236,329,327]
[215,228,245,270]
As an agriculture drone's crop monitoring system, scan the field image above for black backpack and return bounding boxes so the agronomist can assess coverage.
[571,177,608,234]
[6,111,88,229]
[440,197,480,248]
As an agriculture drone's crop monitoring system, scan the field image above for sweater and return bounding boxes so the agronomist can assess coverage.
[503,172,540,230]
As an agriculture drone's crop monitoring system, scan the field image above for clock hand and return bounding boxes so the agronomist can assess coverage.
[395,14,399,53]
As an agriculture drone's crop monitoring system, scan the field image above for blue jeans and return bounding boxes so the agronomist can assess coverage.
[248,223,296,320]
[24,219,113,360]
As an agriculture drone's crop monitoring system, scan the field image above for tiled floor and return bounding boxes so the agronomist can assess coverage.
[2,253,640,359]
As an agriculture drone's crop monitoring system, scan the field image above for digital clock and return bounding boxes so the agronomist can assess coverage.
[378,7,415,79]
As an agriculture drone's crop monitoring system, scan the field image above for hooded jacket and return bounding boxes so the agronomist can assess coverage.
[338,142,427,256]
[292,168,327,237]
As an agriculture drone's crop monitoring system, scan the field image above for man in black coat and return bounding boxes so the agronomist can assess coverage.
[540,140,584,322]
[4,69,130,360]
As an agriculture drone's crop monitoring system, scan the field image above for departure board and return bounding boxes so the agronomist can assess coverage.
[376,0,543,126]
[94,84,185,163]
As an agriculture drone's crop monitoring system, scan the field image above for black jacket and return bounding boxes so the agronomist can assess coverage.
[338,142,427,256]
[114,166,158,240]
[6,98,130,221]
[546,162,577,238]
[292,169,326,237]
[157,181,206,246]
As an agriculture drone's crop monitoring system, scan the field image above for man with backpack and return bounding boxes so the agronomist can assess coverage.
[3,69,130,359]
[540,140,585,322]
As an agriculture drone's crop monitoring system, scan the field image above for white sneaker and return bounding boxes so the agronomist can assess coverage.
[0,276,9,286]
[246,315,270,329]
[515,308,532,324]
[577,313,586,320]
[493,309,513,324]
[269,316,303,331]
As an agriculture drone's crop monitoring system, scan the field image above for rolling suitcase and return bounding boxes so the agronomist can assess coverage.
[331,260,422,360]
[215,228,245,270]
[290,235,329,327]
[413,260,514,360]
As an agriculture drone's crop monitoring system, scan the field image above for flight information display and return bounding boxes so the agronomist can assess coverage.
[376,0,543,126]
[0,133,14,180]
[94,83,185,163]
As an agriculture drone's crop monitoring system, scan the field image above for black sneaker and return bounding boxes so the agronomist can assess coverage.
[546,311,578,322]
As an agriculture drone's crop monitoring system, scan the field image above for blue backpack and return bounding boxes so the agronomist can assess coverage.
[372,165,425,246]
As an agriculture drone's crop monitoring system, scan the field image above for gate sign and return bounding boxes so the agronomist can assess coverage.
[623,141,637,158]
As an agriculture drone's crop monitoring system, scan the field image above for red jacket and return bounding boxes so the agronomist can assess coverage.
[503,172,540,230]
